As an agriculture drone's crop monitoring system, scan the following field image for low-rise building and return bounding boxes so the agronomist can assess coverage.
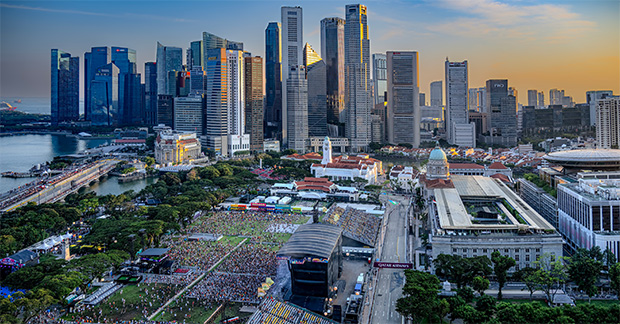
[389,166,419,192]
[310,137,382,184]
[155,130,202,164]
[557,171,620,259]
[270,177,359,201]
[518,178,558,228]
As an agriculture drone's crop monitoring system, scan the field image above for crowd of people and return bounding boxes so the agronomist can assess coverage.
[161,238,235,270]
[141,273,200,286]
[324,206,380,246]
[186,272,266,303]
[186,211,307,243]
[218,243,279,276]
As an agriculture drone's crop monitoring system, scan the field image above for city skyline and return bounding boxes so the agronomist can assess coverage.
[1,0,619,105]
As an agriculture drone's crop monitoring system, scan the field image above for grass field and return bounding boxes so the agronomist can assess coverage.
[154,299,219,323]
[575,299,619,306]
[220,235,246,246]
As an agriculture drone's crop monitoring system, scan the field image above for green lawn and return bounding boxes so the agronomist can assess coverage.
[293,216,310,224]
[154,299,220,323]
[219,235,246,246]
[502,298,547,306]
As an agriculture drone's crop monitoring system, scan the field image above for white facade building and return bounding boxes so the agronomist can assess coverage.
[445,59,474,146]
[558,172,620,259]
[311,137,382,184]
[596,96,620,149]
[155,130,202,164]
[226,50,250,156]
[286,65,308,153]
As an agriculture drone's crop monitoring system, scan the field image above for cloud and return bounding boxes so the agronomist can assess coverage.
[0,3,196,23]
[427,0,595,42]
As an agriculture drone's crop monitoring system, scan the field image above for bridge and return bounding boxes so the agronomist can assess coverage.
[0,159,119,212]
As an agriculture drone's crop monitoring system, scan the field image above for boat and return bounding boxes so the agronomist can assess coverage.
[0,102,17,111]
[14,99,22,103]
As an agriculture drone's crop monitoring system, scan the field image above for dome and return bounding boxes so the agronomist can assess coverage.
[429,147,447,161]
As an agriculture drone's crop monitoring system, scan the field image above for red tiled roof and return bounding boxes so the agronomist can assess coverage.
[488,162,508,170]
[425,178,454,189]
[296,185,331,192]
[449,163,484,169]
[302,177,332,183]
[490,174,511,182]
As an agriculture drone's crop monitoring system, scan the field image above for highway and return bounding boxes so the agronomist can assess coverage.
[368,194,409,324]
[0,159,118,212]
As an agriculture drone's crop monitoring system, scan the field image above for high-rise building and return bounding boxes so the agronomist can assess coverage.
[419,93,426,107]
[265,22,282,139]
[287,66,308,153]
[345,4,372,152]
[144,62,157,125]
[485,79,517,147]
[373,54,387,106]
[112,47,141,125]
[596,96,620,149]
[157,94,174,128]
[189,66,206,95]
[174,95,205,134]
[445,59,473,146]
[90,63,119,126]
[386,51,420,148]
[202,32,244,65]
[304,43,327,137]
[226,50,250,156]
[281,6,304,146]
[430,81,443,107]
[468,88,479,112]
[84,46,110,121]
[537,91,545,108]
[156,42,182,96]
[527,89,538,108]
[51,49,79,125]
[549,89,564,106]
[587,90,613,126]
[189,40,203,69]
[205,48,229,156]
[321,17,345,125]
[244,56,264,153]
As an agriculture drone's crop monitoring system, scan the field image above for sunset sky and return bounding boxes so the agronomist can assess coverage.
[1,0,618,105]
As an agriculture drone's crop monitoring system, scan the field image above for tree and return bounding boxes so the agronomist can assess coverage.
[609,263,620,295]
[568,248,604,302]
[492,251,516,299]
[472,276,489,296]
[603,248,617,269]
[475,294,497,318]
[514,267,538,300]
[161,172,182,186]
[433,254,491,289]
[532,253,569,303]
[396,270,442,323]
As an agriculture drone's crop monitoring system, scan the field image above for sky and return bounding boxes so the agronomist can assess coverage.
[1,0,619,105]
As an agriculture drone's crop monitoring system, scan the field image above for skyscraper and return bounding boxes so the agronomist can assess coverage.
[156,42,182,96]
[430,81,442,107]
[84,46,110,121]
[189,40,203,69]
[419,93,426,107]
[596,96,620,149]
[112,47,141,125]
[527,89,538,107]
[537,91,545,108]
[90,63,119,126]
[281,6,304,146]
[157,94,174,128]
[205,48,228,156]
[265,22,282,139]
[202,32,244,67]
[586,90,613,126]
[372,53,387,106]
[486,79,517,147]
[174,95,205,134]
[287,66,308,153]
[244,56,264,153]
[304,43,327,137]
[51,49,79,125]
[144,62,157,125]
[549,89,564,106]
[345,4,372,152]
[468,88,479,111]
[445,59,473,146]
[189,66,206,95]
[321,17,345,125]
[386,51,420,147]
[226,50,250,156]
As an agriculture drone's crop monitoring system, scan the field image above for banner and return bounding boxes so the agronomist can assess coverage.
[373,262,413,269]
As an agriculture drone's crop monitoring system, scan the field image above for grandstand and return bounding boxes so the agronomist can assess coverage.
[247,297,337,324]
[323,206,381,247]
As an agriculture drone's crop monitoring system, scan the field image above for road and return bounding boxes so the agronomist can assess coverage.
[369,194,409,324]
[0,159,118,212]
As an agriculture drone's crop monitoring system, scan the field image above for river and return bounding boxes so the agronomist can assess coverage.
[0,134,156,196]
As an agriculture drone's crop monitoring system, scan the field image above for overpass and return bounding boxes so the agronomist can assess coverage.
[0,159,118,212]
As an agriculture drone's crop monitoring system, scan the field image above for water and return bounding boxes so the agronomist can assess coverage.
[1,97,54,115]
[0,134,153,196]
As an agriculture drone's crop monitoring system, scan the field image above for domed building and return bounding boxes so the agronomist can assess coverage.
[426,147,449,180]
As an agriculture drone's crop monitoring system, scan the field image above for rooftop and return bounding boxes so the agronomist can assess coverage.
[544,149,620,163]
[277,223,342,260]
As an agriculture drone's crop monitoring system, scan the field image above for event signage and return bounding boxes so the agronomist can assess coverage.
[373,262,413,269]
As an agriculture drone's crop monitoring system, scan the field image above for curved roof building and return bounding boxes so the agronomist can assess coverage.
[543,149,620,172]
